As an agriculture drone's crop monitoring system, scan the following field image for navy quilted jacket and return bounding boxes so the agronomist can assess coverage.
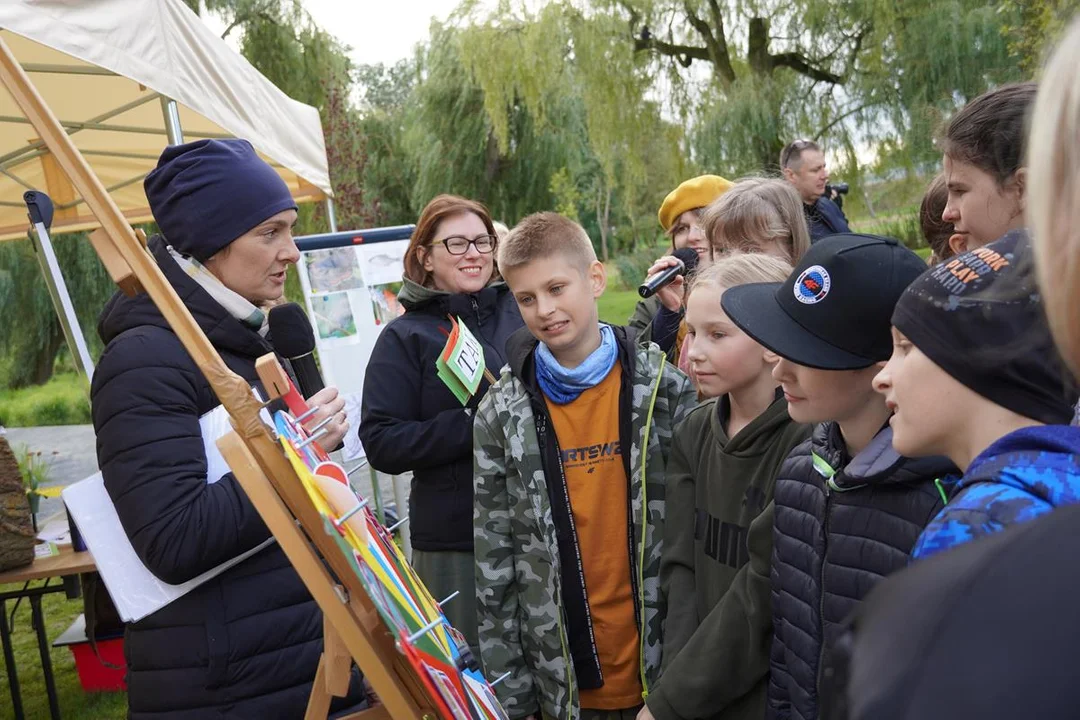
[766,422,957,720]
[92,236,363,719]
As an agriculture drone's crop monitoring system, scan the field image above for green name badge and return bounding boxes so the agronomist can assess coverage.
[436,316,486,406]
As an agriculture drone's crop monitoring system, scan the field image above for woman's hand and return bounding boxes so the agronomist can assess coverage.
[646,255,686,312]
[303,386,349,450]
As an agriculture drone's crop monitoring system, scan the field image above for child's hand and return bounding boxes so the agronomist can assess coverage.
[646,256,686,312]
[636,705,655,720]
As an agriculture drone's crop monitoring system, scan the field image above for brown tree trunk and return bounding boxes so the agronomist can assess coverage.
[597,182,611,262]
[30,324,65,386]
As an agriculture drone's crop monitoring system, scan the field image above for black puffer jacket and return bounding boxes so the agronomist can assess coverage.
[358,278,523,551]
[766,422,956,720]
[92,236,363,719]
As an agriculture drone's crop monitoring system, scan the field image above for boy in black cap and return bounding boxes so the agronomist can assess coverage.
[721,234,958,720]
[873,230,1080,561]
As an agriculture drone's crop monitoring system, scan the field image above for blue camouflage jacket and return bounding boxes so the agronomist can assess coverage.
[912,426,1080,560]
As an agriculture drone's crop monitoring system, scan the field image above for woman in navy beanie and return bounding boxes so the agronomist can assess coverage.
[91,138,366,719]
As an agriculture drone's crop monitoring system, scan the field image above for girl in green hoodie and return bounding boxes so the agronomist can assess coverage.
[643,253,811,720]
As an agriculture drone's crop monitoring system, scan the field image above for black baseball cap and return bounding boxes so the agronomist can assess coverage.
[721,234,928,370]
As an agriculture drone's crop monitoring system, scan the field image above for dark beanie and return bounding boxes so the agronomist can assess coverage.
[892,230,1076,425]
[144,139,298,262]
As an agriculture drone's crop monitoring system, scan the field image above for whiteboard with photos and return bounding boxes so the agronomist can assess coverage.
[295,239,410,462]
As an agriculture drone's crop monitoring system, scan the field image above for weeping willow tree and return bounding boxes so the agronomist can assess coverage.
[453,3,685,244]
[453,0,1028,181]
[0,233,115,388]
[1001,0,1080,75]
[402,21,635,251]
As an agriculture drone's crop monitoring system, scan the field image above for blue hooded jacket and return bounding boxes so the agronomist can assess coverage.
[912,426,1080,560]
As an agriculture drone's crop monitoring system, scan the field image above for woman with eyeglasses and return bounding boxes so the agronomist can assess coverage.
[359,194,523,655]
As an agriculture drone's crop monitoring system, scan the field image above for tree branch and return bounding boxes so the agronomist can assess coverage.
[705,0,736,85]
[766,19,870,86]
[634,35,713,67]
[620,0,714,69]
[220,2,278,40]
[771,51,843,84]
[843,22,871,80]
[813,100,884,139]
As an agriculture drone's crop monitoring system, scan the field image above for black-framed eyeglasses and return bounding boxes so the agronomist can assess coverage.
[430,234,497,255]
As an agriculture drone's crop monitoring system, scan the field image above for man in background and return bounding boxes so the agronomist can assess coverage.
[781,139,851,242]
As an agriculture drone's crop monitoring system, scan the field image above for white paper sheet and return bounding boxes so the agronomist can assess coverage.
[62,405,275,623]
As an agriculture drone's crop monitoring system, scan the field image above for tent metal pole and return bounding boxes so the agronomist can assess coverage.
[392,474,412,561]
[325,197,338,232]
[24,192,95,381]
[21,63,117,76]
[160,96,184,145]
[0,115,228,139]
[0,92,162,169]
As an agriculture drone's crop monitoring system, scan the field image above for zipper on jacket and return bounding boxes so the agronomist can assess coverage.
[637,355,667,699]
[537,407,595,707]
[812,451,837,703]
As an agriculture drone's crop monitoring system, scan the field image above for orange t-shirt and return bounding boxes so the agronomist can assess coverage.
[544,361,643,710]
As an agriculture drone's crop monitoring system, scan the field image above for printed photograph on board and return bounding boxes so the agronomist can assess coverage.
[305,247,364,294]
[369,282,404,326]
[311,293,357,339]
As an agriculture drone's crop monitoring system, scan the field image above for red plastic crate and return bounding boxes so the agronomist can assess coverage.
[53,615,127,692]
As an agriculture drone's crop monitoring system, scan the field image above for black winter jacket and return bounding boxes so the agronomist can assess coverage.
[766,422,956,720]
[358,278,523,551]
[805,196,851,243]
[91,236,363,719]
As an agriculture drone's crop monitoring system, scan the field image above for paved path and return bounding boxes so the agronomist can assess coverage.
[2,424,402,524]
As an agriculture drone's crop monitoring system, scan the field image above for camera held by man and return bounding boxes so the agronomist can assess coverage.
[825,181,849,211]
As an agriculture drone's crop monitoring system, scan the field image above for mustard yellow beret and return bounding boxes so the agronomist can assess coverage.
[658,175,735,230]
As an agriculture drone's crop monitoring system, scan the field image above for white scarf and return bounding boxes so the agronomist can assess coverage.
[167,245,268,335]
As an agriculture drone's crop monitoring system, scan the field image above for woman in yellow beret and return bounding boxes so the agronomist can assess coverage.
[628,174,734,368]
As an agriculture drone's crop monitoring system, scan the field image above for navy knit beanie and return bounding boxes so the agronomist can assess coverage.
[144,139,298,262]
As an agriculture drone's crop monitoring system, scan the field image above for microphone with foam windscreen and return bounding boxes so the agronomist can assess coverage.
[638,247,701,299]
[268,303,325,399]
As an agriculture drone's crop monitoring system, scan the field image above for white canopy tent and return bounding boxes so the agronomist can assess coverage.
[0,0,335,242]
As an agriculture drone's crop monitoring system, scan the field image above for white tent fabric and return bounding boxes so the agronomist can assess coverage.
[0,0,332,241]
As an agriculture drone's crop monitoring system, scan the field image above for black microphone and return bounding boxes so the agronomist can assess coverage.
[638,247,700,299]
[268,303,325,398]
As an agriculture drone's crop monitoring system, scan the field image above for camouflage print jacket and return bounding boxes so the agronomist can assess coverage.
[474,325,697,720]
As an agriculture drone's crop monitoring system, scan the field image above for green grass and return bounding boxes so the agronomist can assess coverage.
[0,374,90,428]
[1,580,126,719]
[598,289,640,326]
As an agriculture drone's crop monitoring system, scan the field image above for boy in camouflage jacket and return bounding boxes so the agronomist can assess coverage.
[474,213,697,720]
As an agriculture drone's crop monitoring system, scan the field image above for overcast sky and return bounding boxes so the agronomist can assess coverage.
[299,0,461,67]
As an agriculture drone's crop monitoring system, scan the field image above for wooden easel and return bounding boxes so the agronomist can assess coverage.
[0,36,439,720]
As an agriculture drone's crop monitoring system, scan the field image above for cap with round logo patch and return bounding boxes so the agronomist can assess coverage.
[721,234,928,370]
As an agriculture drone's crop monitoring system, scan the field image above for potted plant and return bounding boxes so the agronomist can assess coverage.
[16,445,58,532]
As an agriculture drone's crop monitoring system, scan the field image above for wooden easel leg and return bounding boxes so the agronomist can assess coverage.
[323,616,353,697]
[337,705,392,720]
[306,618,391,720]
[305,655,333,720]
